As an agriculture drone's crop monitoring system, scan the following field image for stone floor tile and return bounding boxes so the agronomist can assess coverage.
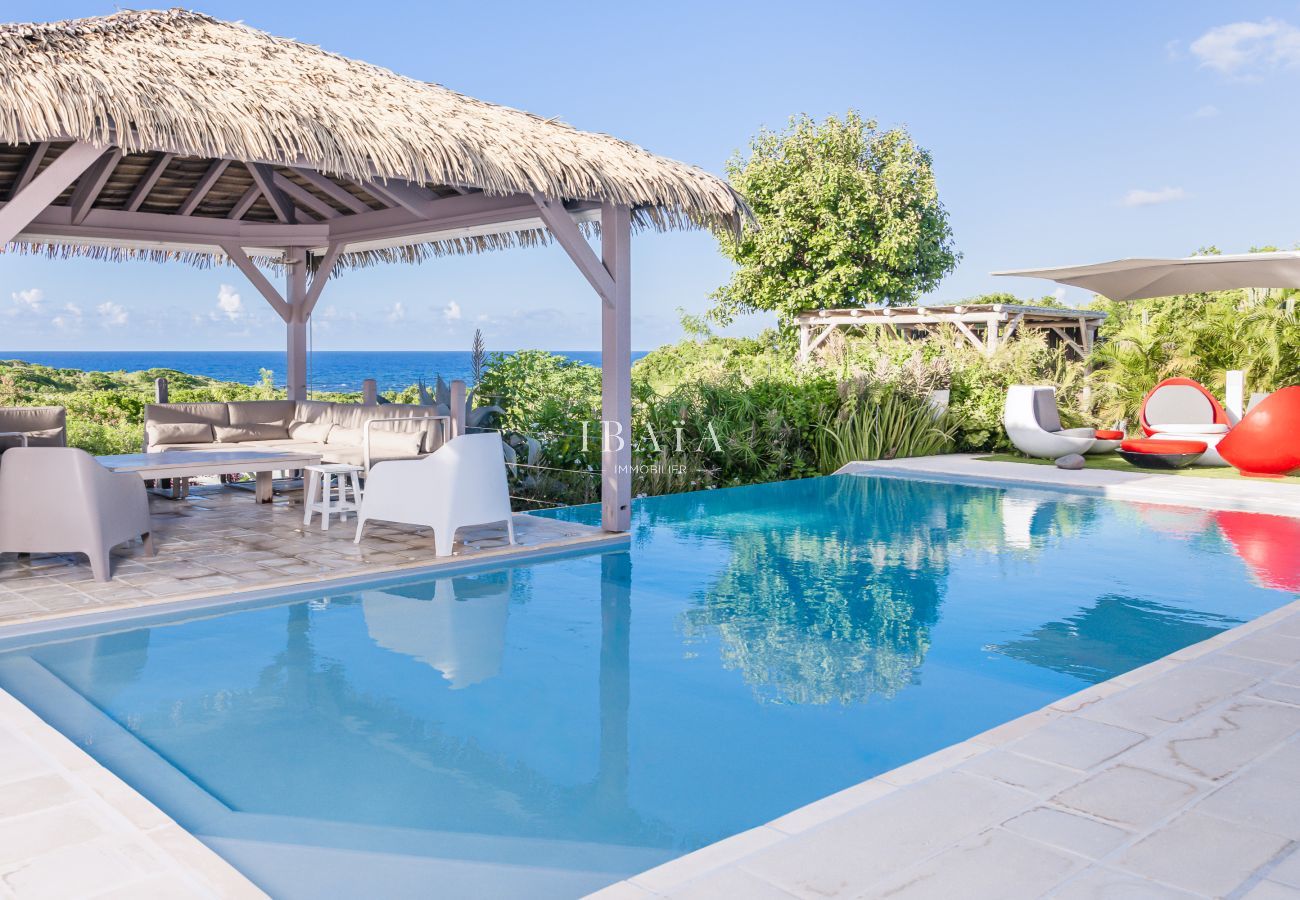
[89,874,215,900]
[1001,806,1130,859]
[1050,866,1201,899]
[1114,811,1290,897]
[1226,633,1300,666]
[0,774,77,819]
[1052,766,1199,829]
[865,828,1082,900]
[1196,762,1300,838]
[1243,881,1300,899]
[630,827,785,893]
[664,867,797,900]
[1077,666,1259,736]
[1121,700,1300,783]
[739,772,1032,896]
[1,842,142,899]
[767,779,896,835]
[1253,682,1300,707]
[0,805,107,868]
[1269,848,1300,889]
[1010,717,1145,771]
[960,749,1081,796]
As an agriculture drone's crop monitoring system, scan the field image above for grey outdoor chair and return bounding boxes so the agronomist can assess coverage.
[0,447,154,581]
[0,406,66,451]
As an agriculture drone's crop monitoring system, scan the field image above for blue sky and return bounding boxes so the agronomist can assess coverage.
[3,1,1300,351]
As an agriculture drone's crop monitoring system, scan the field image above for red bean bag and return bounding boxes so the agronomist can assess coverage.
[1217,385,1300,477]
[1118,438,1208,469]
[1120,439,1208,454]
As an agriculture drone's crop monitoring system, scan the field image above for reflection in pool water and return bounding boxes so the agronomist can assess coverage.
[0,474,1293,899]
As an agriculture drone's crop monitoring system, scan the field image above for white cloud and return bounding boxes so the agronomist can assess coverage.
[11,288,43,312]
[216,284,244,321]
[1190,18,1300,76]
[97,301,128,327]
[1052,287,1067,303]
[1192,104,1220,118]
[51,303,83,331]
[386,301,406,323]
[443,300,462,323]
[1121,186,1187,208]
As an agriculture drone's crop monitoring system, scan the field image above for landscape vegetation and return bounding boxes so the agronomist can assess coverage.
[3,112,1298,506]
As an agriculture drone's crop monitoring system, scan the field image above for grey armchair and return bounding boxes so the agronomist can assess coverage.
[0,448,154,581]
[0,406,67,451]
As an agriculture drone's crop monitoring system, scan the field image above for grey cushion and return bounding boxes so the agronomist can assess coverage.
[147,422,215,445]
[227,400,296,427]
[214,423,291,443]
[289,420,333,443]
[1031,388,1064,433]
[145,402,229,428]
[326,426,364,447]
[1146,385,1215,426]
[367,429,423,458]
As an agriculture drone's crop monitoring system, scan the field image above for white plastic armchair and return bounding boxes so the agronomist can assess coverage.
[355,432,515,557]
[0,447,154,581]
[1003,385,1096,459]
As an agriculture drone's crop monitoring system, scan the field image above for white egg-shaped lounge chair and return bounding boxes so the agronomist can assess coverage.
[1003,385,1096,459]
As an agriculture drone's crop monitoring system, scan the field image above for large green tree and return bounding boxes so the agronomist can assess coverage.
[710,111,959,326]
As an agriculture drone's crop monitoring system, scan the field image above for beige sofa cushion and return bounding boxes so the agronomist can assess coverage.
[228,400,297,427]
[326,426,364,447]
[147,422,215,445]
[289,420,333,443]
[368,429,423,458]
[145,403,230,428]
[214,423,291,443]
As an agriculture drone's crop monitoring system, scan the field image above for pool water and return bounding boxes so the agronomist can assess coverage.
[0,474,1294,898]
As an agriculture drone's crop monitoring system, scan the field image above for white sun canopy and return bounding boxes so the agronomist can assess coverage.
[992,251,1300,301]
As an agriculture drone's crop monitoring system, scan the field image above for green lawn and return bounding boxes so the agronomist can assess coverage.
[976,453,1300,485]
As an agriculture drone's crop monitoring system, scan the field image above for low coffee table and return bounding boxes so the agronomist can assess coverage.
[97,449,323,503]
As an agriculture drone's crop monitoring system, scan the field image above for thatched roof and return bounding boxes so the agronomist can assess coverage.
[0,8,750,267]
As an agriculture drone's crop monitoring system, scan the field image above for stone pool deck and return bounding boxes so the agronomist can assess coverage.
[0,484,617,629]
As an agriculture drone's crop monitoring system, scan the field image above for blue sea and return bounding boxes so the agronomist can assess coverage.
[0,350,647,392]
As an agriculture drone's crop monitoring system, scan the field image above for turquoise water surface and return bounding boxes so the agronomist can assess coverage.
[0,474,1293,898]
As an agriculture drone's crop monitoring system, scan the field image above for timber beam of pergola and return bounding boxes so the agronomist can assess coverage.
[794,303,1108,362]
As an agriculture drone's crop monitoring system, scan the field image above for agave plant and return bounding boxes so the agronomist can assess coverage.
[416,374,503,430]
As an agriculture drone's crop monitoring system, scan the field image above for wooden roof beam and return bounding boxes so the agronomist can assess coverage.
[227,184,261,221]
[272,173,339,219]
[125,151,174,212]
[0,141,105,246]
[8,141,50,199]
[246,163,295,223]
[177,159,231,216]
[364,178,440,216]
[69,148,123,225]
[290,168,371,214]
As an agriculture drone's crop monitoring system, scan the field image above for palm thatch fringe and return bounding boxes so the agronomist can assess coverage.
[0,9,752,245]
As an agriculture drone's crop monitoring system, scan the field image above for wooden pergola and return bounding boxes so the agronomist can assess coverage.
[795,303,1107,362]
[0,10,750,533]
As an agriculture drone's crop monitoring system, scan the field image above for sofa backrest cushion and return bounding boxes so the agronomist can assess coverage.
[227,400,297,427]
[368,429,423,458]
[0,406,66,434]
[326,426,364,447]
[298,401,440,451]
[147,422,215,445]
[146,403,230,428]
[214,423,291,443]
[288,420,333,443]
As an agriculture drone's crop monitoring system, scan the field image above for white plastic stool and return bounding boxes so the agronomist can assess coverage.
[303,464,364,531]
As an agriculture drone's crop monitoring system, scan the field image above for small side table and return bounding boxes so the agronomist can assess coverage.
[303,463,364,531]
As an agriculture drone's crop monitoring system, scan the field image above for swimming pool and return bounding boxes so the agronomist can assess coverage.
[0,473,1293,898]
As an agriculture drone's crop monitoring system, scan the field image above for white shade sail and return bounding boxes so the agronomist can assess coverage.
[993,251,1300,300]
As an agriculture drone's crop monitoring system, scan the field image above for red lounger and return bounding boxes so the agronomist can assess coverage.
[1217,385,1300,477]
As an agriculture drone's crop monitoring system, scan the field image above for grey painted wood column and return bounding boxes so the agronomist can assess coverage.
[286,248,309,401]
[600,203,632,533]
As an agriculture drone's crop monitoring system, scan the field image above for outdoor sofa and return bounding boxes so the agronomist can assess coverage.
[143,400,448,471]
[0,405,67,451]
